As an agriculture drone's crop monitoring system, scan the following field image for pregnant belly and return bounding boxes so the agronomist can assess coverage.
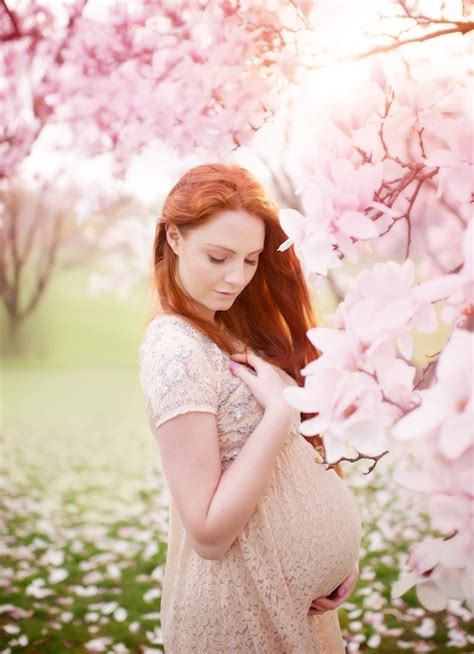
[239,435,362,612]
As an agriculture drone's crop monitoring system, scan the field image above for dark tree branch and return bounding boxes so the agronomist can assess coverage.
[351,22,473,61]
[323,448,391,476]
[0,0,21,40]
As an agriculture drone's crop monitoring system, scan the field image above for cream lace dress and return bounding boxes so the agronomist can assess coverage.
[138,314,362,653]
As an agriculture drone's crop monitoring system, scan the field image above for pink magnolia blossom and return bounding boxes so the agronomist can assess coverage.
[427,495,471,543]
[396,79,456,127]
[0,0,309,178]
[392,329,474,460]
[313,159,385,248]
[440,220,474,325]
[277,207,342,276]
[283,258,459,467]
[425,117,473,204]
[278,21,473,617]
[279,160,401,273]
[305,319,415,413]
[283,363,391,462]
[393,445,473,504]
[332,259,441,359]
[392,538,469,612]
[329,78,384,138]
[390,330,473,613]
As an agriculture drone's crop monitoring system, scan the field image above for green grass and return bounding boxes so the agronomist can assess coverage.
[0,261,150,368]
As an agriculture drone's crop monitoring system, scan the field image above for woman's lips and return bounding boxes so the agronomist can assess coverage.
[215,290,237,296]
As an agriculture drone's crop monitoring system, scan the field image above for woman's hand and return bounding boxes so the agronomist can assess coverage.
[229,351,294,416]
[308,563,360,616]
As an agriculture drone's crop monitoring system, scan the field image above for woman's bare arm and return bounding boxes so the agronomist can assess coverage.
[203,404,292,559]
[156,403,293,560]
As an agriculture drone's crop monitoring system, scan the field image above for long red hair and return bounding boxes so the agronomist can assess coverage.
[146,162,344,479]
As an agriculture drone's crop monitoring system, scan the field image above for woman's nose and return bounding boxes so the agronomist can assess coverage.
[224,264,246,285]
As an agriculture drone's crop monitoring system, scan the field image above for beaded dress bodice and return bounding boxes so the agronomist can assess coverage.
[138,314,302,470]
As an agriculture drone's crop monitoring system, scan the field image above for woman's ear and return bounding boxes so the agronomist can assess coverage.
[165,225,180,255]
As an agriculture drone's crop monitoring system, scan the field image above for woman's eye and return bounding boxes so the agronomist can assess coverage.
[208,256,258,266]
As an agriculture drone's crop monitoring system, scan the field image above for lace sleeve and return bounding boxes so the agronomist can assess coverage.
[138,321,221,434]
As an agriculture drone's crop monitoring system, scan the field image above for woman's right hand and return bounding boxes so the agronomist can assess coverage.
[229,350,295,417]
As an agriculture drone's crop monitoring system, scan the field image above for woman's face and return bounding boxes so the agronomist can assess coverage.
[166,209,265,322]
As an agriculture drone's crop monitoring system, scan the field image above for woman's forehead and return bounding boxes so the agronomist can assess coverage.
[194,210,265,246]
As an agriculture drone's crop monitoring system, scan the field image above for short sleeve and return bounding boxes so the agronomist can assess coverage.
[138,320,221,434]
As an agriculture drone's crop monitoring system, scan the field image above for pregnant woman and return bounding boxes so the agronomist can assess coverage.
[138,162,362,653]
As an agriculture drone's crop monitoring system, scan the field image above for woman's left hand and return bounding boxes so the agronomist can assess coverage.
[308,563,360,616]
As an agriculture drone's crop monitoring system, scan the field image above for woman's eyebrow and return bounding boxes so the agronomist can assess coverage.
[205,243,264,254]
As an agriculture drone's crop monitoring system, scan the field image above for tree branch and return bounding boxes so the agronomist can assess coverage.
[0,0,21,40]
[351,22,474,62]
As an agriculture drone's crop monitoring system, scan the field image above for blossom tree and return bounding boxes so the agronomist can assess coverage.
[0,0,310,179]
[0,0,310,333]
[275,1,473,615]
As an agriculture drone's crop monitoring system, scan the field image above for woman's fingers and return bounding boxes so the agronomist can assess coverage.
[308,582,353,616]
[336,569,358,598]
[309,591,346,615]
[307,565,360,618]
[229,352,249,361]
[230,350,264,370]
[308,602,325,614]
[315,597,337,608]
[310,603,325,611]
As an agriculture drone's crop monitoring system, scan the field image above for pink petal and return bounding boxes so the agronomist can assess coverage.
[335,230,360,262]
[417,580,448,612]
[400,258,416,287]
[298,414,331,436]
[413,302,438,333]
[357,163,382,207]
[278,208,307,242]
[391,389,449,440]
[439,530,472,569]
[329,158,355,190]
[338,210,378,238]
[437,329,473,390]
[446,167,472,203]
[343,418,387,456]
[393,469,438,494]
[392,572,418,599]
[374,300,413,332]
[277,237,293,252]
[282,386,318,413]
[427,495,471,533]
[306,327,347,354]
[425,148,459,168]
[301,231,342,275]
[368,200,402,218]
[397,331,413,359]
[438,412,473,460]
[409,539,441,574]
[323,434,350,463]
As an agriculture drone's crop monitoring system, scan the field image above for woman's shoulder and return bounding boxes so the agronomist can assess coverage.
[140,313,223,364]
[144,312,186,334]
[143,312,205,342]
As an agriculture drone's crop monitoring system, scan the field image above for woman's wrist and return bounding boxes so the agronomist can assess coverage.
[264,402,294,424]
